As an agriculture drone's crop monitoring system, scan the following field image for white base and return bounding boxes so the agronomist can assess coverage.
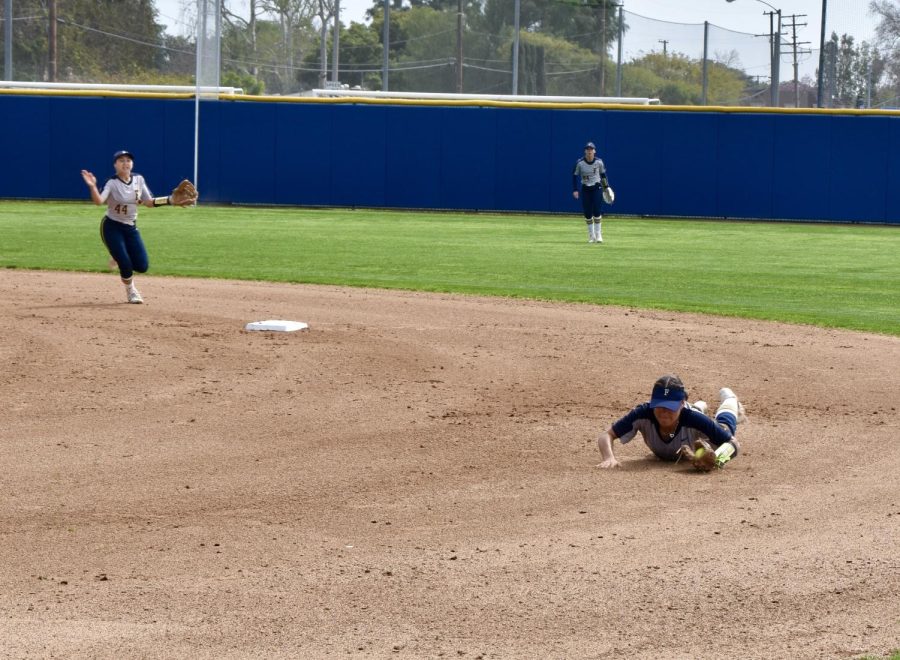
[245,319,309,332]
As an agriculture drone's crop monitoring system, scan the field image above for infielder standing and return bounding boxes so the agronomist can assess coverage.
[81,150,175,304]
[597,374,745,469]
[572,141,611,243]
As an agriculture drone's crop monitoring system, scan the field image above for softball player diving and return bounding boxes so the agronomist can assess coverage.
[81,150,196,304]
[597,374,746,471]
[572,141,612,243]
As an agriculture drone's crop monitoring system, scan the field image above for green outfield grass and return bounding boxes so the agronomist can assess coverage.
[1,201,898,336]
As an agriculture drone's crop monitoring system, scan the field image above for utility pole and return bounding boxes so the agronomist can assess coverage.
[658,39,668,58]
[761,9,781,107]
[456,0,463,92]
[48,0,57,81]
[781,14,810,107]
[725,0,782,106]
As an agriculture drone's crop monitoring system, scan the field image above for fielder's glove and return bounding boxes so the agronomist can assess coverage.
[602,186,615,204]
[677,438,718,472]
[170,179,199,206]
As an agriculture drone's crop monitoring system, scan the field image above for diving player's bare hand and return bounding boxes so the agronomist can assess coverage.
[597,457,620,469]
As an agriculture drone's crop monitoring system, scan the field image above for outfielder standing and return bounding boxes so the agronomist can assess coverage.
[572,141,612,243]
[597,374,746,470]
[81,150,195,303]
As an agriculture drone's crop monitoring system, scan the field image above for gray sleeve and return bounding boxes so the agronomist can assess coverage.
[618,428,638,444]
[138,175,153,202]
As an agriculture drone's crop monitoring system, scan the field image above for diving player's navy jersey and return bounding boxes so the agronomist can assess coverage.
[611,403,733,461]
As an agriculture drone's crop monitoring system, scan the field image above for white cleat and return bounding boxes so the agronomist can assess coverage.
[126,285,144,304]
[718,388,747,423]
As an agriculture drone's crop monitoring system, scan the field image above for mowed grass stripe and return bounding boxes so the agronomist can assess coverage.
[1,201,897,335]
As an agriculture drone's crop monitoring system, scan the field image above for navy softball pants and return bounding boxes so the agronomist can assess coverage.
[580,184,602,220]
[100,216,149,280]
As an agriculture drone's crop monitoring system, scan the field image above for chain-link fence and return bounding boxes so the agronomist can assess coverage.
[1,0,894,108]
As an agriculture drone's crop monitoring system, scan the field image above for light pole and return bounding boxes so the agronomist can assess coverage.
[816,0,827,107]
[726,0,782,107]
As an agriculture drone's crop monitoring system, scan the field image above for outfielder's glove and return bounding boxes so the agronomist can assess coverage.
[170,179,198,206]
[677,438,718,472]
[602,186,615,204]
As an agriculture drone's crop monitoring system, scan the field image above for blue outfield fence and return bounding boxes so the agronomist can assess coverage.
[1,93,898,224]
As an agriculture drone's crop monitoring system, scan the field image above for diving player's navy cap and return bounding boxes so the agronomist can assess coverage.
[584,142,596,150]
[649,376,687,411]
[112,150,134,162]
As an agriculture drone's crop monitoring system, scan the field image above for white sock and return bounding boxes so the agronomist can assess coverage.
[594,219,602,240]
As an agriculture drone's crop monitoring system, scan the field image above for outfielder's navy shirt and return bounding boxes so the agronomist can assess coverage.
[612,404,733,461]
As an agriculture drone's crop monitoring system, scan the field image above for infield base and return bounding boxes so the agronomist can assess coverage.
[244,319,309,332]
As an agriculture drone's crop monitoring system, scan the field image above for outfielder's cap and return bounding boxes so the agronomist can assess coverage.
[112,150,134,162]
[584,142,596,150]
[649,375,687,411]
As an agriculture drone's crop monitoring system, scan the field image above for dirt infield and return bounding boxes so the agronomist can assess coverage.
[1,270,898,659]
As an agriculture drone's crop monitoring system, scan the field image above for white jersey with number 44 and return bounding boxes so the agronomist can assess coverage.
[100,175,152,225]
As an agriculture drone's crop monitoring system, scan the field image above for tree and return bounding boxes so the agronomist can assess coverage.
[258,0,318,92]
[385,6,456,92]
[159,34,195,80]
[870,0,900,103]
[821,32,885,108]
[619,52,746,105]
[507,31,600,96]
[5,0,166,82]
[222,68,265,94]
[222,0,264,78]
[342,21,384,88]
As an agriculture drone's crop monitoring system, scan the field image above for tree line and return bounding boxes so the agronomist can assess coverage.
[2,0,899,107]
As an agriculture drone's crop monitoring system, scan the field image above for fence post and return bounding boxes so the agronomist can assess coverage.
[702,21,709,105]
[615,5,623,96]
[382,0,389,91]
